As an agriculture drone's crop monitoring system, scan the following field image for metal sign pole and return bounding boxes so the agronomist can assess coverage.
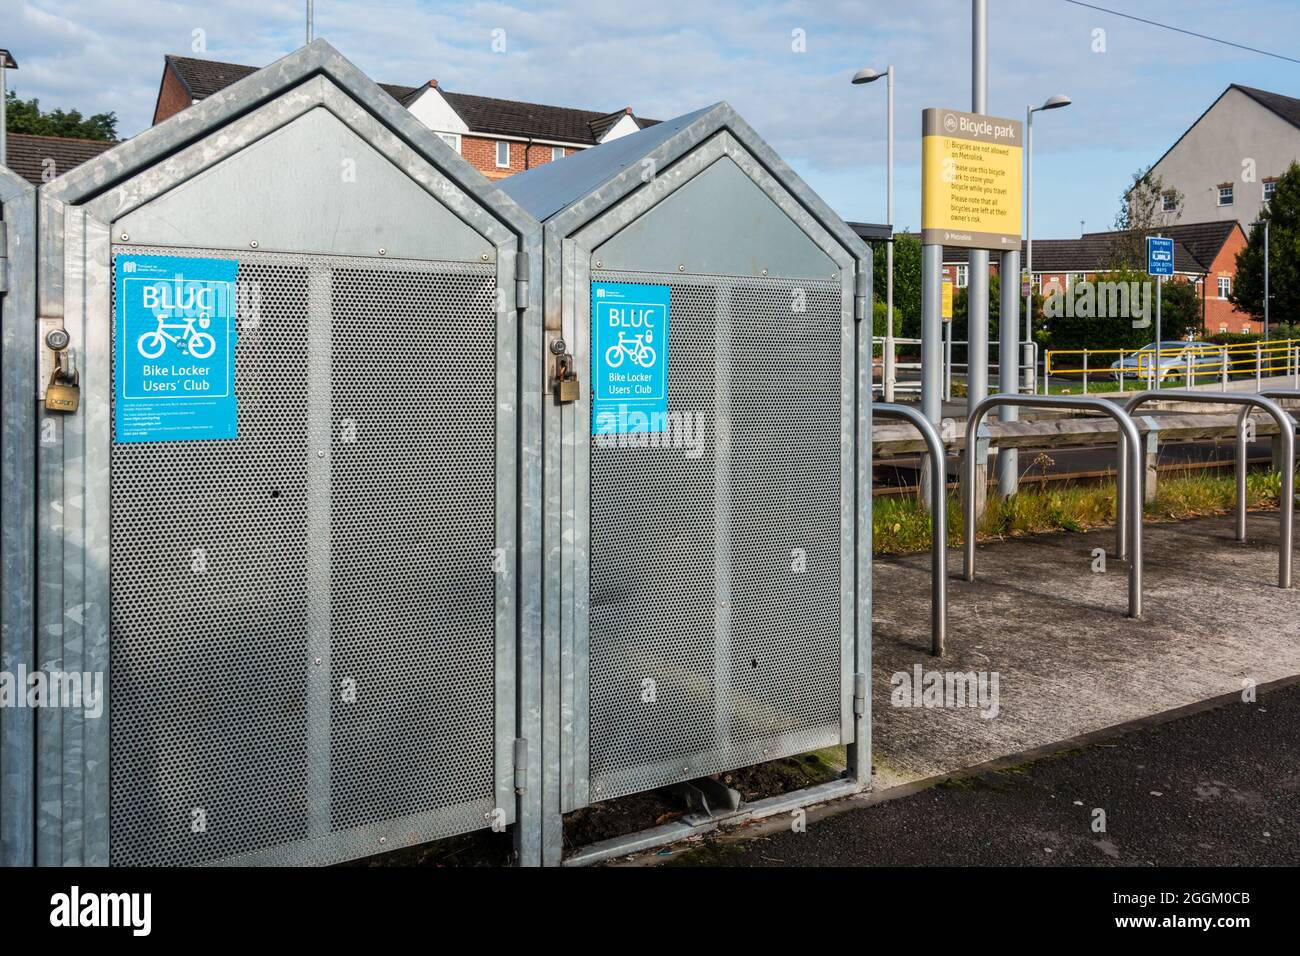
[885,65,895,402]
[966,0,989,417]
[1258,222,1268,343]
[1156,273,1163,390]
[997,249,1021,496]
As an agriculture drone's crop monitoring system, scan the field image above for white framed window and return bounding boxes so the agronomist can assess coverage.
[1242,324,1252,334]
[436,132,461,154]
[1217,276,1231,299]
[1161,192,1177,213]
[1217,184,1234,206]
[1219,323,1229,333]
[495,140,511,168]
[955,264,968,288]
[1264,180,1277,203]
[1067,272,1086,289]
[551,146,565,162]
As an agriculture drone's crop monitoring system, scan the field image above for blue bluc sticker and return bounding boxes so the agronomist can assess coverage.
[592,282,670,435]
[114,255,238,443]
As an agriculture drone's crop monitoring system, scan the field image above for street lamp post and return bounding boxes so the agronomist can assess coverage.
[0,50,18,169]
[1264,218,1270,339]
[1024,94,1071,394]
[852,65,894,402]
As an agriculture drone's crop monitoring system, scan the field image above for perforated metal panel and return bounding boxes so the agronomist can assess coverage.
[108,246,502,866]
[587,272,846,802]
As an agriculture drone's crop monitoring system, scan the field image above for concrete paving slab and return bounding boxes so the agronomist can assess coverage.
[871,511,1300,790]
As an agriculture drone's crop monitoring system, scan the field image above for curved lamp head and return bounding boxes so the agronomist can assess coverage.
[852,68,884,85]
[1037,94,1072,111]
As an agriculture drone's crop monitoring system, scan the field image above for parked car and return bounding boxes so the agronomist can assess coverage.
[1110,341,1221,382]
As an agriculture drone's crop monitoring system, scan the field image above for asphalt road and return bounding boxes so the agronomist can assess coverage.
[672,681,1300,866]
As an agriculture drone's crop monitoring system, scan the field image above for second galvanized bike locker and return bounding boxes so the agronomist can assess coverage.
[503,103,873,864]
[27,41,542,867]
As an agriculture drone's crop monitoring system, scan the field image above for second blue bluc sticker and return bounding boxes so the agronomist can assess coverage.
[591,281,670,435]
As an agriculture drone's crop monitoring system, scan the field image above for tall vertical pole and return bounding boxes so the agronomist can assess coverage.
[997,250,1021,496]
[884,65,896,402]
[1155,273,1164,390]
[966,0,989,415]
[1264,220,1270,339]
[307,1,315,43]
[922,245,944,424]
[1,60,7,168]
[1024,106,1034,392]
[919,244,943,499]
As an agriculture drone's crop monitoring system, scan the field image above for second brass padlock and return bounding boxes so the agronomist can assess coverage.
[45,367,81,413]
[553,354,580,404]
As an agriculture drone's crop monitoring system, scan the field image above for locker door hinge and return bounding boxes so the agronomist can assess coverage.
[852,672,868,717]
[853,271,869,323]
[514,251,530,316]
[513,738,529,794]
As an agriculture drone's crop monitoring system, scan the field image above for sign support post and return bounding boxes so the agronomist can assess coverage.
[997,249,1021,497]
[1146,234,1174,391]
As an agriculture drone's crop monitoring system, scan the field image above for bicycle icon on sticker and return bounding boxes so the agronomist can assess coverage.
[137,313,217,359]
[604,330,657,369]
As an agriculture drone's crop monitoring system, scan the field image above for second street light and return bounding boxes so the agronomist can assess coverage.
[1025,93,1071,393]
[852,65,894,401]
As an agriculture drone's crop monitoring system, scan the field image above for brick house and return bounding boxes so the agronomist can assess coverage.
[154,54,659,180]
[1148,84,1300,230]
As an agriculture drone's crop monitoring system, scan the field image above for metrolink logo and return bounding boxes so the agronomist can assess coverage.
[1044,280,1153,329]
[0,666,104,718]
[890,665,1000,719]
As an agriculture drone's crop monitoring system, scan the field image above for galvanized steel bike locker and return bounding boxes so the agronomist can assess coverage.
[27,41,543,866]
[1,163,39,867]
[502,104,873,865]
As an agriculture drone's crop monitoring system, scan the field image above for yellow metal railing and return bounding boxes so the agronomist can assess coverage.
[1044,338,1300,393]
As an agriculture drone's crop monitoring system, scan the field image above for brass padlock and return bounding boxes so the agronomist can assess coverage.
[45,365,81,413]
[553,354,580,404]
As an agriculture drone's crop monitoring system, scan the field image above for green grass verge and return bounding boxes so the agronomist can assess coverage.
[873,470,1284,555]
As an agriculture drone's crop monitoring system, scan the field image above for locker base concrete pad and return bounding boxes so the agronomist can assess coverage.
[872,510,1300,790]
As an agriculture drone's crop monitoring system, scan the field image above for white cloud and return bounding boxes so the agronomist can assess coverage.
[6,0,1299,236]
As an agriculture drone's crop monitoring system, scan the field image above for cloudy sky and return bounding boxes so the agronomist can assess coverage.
[6,0,1300,237]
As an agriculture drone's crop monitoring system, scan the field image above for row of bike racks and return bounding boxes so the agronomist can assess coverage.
[885,391,1298,655]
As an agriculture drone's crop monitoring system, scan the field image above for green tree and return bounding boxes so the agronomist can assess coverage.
[869,231,922,338]
[1108,167,1183,270]
[5,90,117,141]
[1230,160,1300,325]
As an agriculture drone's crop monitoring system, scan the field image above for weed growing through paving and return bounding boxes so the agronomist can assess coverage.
[872,471,1284,555]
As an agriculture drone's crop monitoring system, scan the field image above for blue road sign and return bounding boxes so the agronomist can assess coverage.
[1147,236,1175,277]
[114,255,239,443]
[591,281,670,435]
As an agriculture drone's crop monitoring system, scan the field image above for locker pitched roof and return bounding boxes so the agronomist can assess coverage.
[498,101,868,262]
[42,38,534,237]
[499,105,717,222]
